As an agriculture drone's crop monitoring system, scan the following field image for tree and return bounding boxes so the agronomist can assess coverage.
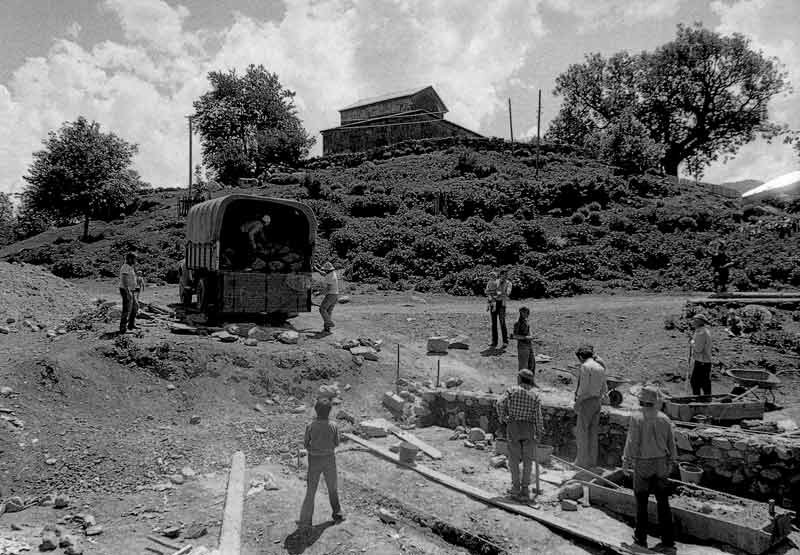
[586,111,665,175]
[0,192,14,246]
[546,24,789,177]
[193,65,315,185]
[22,117,143,240]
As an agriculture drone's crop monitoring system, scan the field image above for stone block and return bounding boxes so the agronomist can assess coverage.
[360,419,389,438]
[674,431,693,452]
[746,453,760,464]
[448,335,470,349]
[727,450,743,459]
[382,392,406,414]
[479,415,489,431]
[426,336,449,354]
[776,447,792,460]
[733,440,748,451]
[677,454,696,462]
[711,438,732,450]
[760,468,782,481]
[421,391,438,403]
[441,391,456,402]
[696,446,721,459]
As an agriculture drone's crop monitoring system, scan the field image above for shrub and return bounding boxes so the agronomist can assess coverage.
[571,211,586,224]
[587,212,602,226]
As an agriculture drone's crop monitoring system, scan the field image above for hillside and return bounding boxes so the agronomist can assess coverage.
[721,179,763,194]
[2,137,798,297]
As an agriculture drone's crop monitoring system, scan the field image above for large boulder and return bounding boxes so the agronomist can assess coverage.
[448,335,470,350]
[427,336,449,354]
[277,330,299,344]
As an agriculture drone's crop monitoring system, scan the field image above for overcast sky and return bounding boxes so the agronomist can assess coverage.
[1,0,798,196]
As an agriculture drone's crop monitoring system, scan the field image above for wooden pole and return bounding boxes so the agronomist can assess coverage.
[436,359,440,388]
[552,456,621,489]
[219,451,246,555]
[396,344,400,394]
[508,98,514,144]
[187,116,193,198]
[536,89,542,178]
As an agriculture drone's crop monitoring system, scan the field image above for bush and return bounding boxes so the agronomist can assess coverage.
[571,211,586,224]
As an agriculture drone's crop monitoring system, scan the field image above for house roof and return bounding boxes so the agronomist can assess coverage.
[339,85,444,112]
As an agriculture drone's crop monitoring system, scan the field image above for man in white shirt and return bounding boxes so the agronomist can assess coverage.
[314,262,340,333]
[119,253,139,333]
[487,269,513,349]
[690,312,713,395]
[573,344,607,469]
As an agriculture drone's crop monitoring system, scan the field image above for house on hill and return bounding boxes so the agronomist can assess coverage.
[321,85,482,155]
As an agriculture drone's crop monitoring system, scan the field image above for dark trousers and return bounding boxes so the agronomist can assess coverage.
[690,361,712,395]
[491,301,508,345]
[633,457,674,545]
[517,341,536,373]
[298,454,342,526]
[507,420,535,493]
[119,288,138,332]
[319,294,338,330]
[713,269,729,292]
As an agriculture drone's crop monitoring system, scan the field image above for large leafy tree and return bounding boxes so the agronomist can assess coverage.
[0,192,14,246]
[193,65,315,185]
[546,24,789,176]
[22,117,143,240]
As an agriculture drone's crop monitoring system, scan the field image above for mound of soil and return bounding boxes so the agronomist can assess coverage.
[0,262,92,326]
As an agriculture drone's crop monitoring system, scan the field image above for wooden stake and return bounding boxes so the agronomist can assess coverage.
[436,359,440,388]
[535,89,541,178]
[396,344,400,394]
[508,98,514,143]
[219,451,246,555]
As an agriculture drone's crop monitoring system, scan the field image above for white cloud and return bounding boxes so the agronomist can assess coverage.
[546,0,684,31]
[702,0,800,183]
[66,22,82,39]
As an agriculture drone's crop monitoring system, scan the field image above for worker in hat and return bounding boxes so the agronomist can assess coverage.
[573,344,607,469]
[313,261,341,333]
[623,385,677,550]
[710,243,733,292]
[118,252,139,334]
[496,369,542,502]
[689,312,713,395]
[240,214,272,268]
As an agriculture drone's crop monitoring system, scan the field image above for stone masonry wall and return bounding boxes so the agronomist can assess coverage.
[387,387,800,511]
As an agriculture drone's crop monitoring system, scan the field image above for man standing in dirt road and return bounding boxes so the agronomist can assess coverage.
[487,269,512,349]
[623,385,677,550]
[496,369,542,502]
[314,262,340,333]
[573,345,607,469]
[119,253,139,334]
[689,312,713,395]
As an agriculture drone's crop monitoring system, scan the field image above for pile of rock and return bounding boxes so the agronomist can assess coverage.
[426,335,469,354]
[336,337,382,364]
[208,325,301,347]
[449,426,493,450]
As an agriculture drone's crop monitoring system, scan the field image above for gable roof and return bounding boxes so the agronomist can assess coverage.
[339,85,445,112]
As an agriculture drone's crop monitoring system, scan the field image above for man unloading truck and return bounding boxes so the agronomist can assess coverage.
[314,262,341,333]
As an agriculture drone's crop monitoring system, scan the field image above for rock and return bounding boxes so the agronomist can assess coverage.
[426,336,449,354]
[350,345,377,357]
[534,354,552,363]
[362,350,379,361]
[23,320,39,331]
[0,326,9,334]
[45,457,57,465]
[699,503,713,514]
[557,482,585,501]
[53,494,70,509]
[211,331,238,343]
[742,305,772,324]
[254,427,268,433]
[291,405,307,414]
[189,415,201,425]
[445,377,463,389]
[461,465,476,474]
[184,523,207,539]
[76,514,96,528]
[490,455,507,468]
[169,474,185,485]
[4,496,24,512]
[448,335,469,350]
[166,384,176,391]
[463,440,475,448]
[360,419,389,438]
[248,326,273,341]
[337,295,351,304]
[254,403,266,413]
[39,529,58,551]
[561,499,579,511]
[84,525,103,536]
[389,443,401,453]
[161,525,182,539]
[46,330,57,338]
[0,386,14,396]
[352,355,364,366]
[318,384,340,398]
[674,431,693,451]
[59,533,78,548]
[181,466,196,479]
[56,328,67,335]
[760,468,782,481]
[11,523,22,531]
[377,508,397,524]
[468,428,486,442]
[344,384,352,391]
[244,338,259,347]
[277,331,299,344]
[65,544,84,555]
[336,410,355,424]
[382,391,406,414]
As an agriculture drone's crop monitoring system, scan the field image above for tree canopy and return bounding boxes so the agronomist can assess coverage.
[546,24,789,177]
[22,117,143,240]
[193,65,315,185]
[0,192,14,246]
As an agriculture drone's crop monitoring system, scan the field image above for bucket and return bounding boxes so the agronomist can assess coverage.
[534,445,554,465]
[398,442,419,464]
[679,463,703,484]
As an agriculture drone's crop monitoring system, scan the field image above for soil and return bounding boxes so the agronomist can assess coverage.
[1,277,799,554]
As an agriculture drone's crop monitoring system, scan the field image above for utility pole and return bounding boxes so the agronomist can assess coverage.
[186,115,193,198]
[508,98,514,144]
[536,89,542,178]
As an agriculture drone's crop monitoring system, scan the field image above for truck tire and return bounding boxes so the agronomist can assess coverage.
[197,278,211,313]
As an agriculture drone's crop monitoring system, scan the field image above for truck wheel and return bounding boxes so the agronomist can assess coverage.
[179,285,193,306]
[267,312,288,326]
[608,389,623,407]
[197,278,211,312]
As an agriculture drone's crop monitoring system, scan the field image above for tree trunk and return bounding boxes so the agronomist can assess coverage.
[662,156,680,177]
[83,216,90,241]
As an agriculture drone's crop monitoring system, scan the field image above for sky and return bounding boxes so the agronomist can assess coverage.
[1,0,798,198]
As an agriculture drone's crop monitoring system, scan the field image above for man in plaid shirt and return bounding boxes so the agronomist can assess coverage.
[496,369,542,501]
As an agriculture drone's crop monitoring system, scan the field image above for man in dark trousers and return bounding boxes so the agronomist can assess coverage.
[496,369,542,502]
[690,312,713,395]
[119,253,139,334]
[487,269,512,349]
[623,385,677,550]
[710,243,733,292]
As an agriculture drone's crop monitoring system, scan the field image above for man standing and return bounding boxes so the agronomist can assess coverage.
[496,369,542,502]
[623,386,677,550]
[314,262,340,333]
[119,253,139,334]
[690,312,713,395]
[513,307,536,376]
[488,269,512,349]
[710,243,732,292]
[241,214,271,267]
[484,271,498,314]
[573,345,607,469]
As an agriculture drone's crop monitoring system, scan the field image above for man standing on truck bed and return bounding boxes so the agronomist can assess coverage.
[314,262,340,333]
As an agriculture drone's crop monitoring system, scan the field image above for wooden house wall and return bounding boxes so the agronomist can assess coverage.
[322,118,481,155]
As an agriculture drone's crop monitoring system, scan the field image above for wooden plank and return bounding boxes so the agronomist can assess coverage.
[219,451,246,555]
[342,432,654,555]
[390,429,443,460]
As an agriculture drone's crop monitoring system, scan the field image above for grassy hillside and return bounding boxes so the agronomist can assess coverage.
[2,138,798,297]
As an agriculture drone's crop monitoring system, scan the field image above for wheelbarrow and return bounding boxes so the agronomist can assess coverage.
[726,368,781,405]
[606,376,629,407]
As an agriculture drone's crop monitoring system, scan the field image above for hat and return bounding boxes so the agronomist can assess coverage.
[518,369,535,383]
[261,214,271,224]
[638,385,661,405]
[691,312,711,324]
[322,262,335,271]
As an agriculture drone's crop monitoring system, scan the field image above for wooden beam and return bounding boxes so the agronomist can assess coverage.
[219,451,246,555]
[390,429,443,460]
[342,433,654,555]
[146,536,182,551]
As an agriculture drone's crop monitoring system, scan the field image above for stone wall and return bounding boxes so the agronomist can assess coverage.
[388,387,800,511]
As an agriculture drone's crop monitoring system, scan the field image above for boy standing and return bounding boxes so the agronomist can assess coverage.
[298,399,344,529]
[513,307,536,375]
[690,313,713,395]
[623,386,677,550]
[314,262,341,333]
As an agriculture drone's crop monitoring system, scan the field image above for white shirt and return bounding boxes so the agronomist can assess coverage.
[323,270,340,295]
[120,263,137,290]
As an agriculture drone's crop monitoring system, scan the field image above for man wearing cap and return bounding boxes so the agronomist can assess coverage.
[496,369,542,502]
[573,344,607,469]
[119,252,139,334]
[690,312,713,395]
[623,385,677,549]
[314,262,340,333]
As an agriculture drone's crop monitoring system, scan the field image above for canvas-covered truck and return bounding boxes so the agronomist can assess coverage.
[178,194,317,321]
